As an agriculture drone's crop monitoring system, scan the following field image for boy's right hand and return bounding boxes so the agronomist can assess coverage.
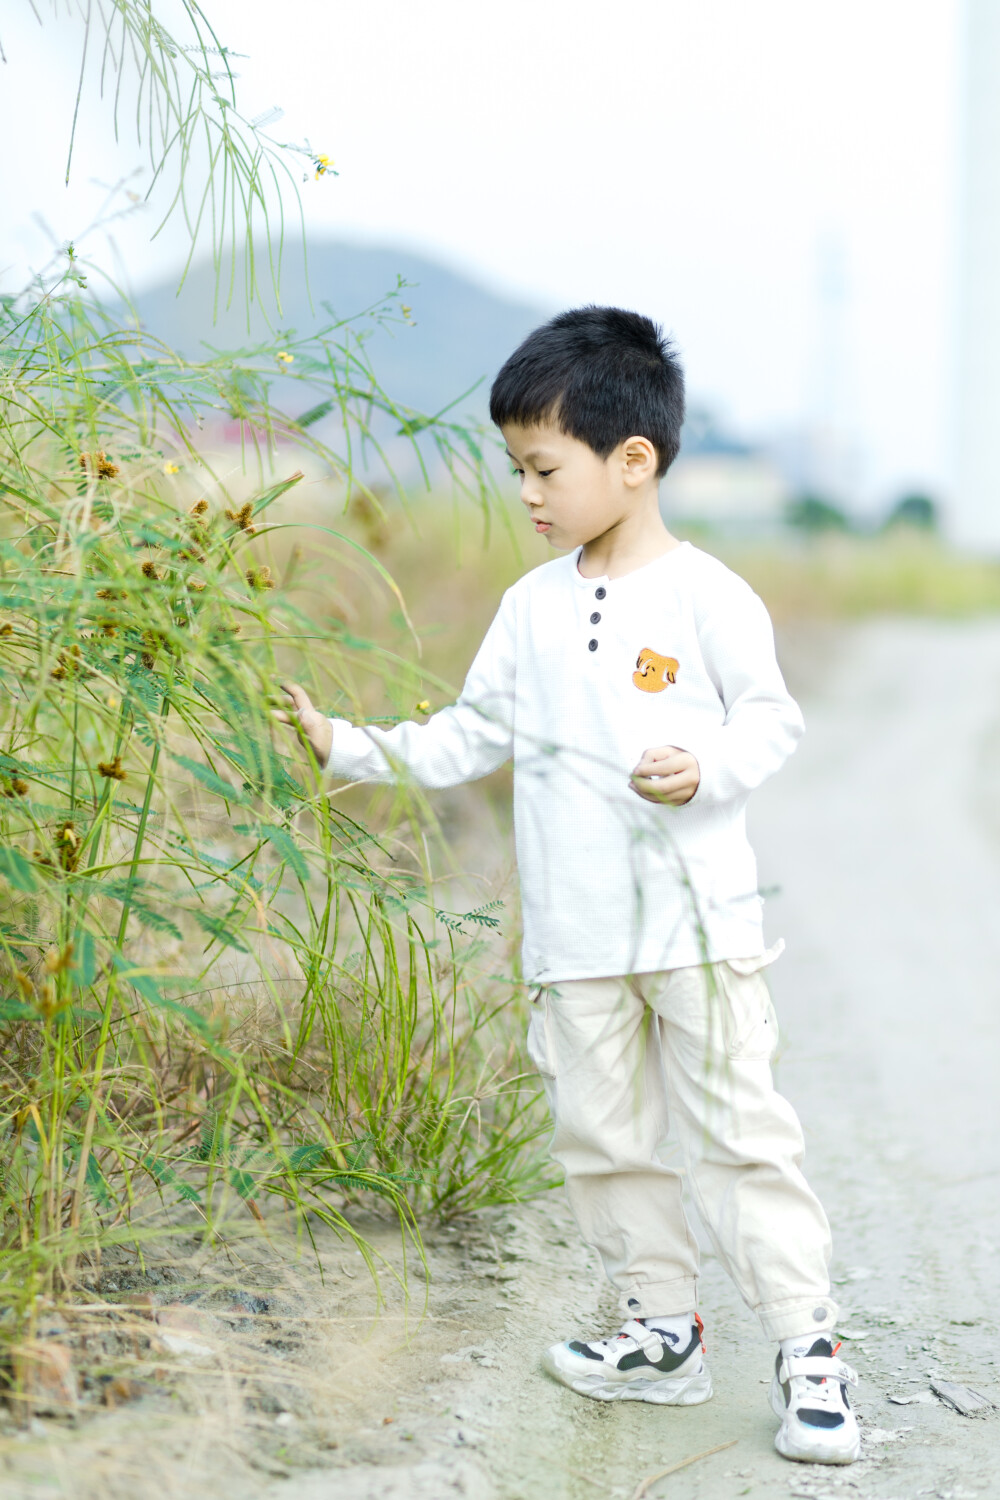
[273,682,333,769]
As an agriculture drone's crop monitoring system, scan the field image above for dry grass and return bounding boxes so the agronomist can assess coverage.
[296,495,1000,703]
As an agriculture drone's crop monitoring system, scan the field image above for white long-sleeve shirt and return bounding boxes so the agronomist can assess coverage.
[324,542,803,982]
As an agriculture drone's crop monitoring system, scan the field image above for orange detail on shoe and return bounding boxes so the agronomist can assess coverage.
[695,1312,706,1353]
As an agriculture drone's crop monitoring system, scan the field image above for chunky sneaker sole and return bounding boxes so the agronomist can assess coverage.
[770,1340,861,1465]
[542,1316,713,1406]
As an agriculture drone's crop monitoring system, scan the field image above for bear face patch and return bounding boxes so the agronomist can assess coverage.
[633,648,679,693]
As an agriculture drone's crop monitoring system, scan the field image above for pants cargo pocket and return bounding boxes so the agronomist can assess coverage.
[716,948,782,1062]
[526,985,557,1079]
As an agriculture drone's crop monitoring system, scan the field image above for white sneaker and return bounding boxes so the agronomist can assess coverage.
[770,1338,861,1464]
[542,1315,712,1405]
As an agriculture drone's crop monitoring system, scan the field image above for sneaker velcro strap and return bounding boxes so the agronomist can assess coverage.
[779,1355,858,1386]
[621,1319,663,1355]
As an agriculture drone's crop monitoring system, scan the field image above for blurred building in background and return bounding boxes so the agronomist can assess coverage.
[955,0,1000,551]
[661,408,790,529]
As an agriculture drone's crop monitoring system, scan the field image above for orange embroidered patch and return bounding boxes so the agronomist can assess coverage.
[633,648,679,693]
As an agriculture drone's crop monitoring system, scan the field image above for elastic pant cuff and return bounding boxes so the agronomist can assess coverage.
[619,1277,699,1321]
[757,1295,839,1343]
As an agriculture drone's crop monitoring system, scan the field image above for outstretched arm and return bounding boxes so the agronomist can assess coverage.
[275,591,517,790]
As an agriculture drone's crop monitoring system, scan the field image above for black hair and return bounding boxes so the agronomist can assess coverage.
[489,306,685,478]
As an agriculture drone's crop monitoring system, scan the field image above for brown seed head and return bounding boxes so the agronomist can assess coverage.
[225,502,256,532]
[51,644,82,681]
[80,450,119,480]
[141,559,159,580]
[57,821,80,872]
[97,756,127,781]
[44,942,75,975]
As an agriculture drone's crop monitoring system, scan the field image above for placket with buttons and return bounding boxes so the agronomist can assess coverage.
[588,584,606,652]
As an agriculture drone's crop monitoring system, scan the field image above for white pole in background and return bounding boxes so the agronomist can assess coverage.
[955,0,1000,552]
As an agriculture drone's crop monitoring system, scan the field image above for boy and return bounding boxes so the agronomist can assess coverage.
[276,308,859,1466]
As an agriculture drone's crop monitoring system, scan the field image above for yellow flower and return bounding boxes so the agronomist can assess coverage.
[415,700,431,714]
[313,154,336,179]
[276,351,294,364]
[163,461,180,475]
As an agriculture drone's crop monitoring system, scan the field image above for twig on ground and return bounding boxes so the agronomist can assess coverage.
[630,1439,739,1500]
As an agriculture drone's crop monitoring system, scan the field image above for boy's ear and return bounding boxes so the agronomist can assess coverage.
[620,434,659,486]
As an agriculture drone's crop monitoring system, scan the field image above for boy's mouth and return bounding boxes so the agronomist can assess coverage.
[533,520,552,533]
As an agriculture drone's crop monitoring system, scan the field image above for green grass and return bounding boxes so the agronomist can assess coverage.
[714,532,1000,621]
[0,259,553,1356]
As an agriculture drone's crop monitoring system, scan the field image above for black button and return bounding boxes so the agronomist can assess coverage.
[595,586,606,600]
[590,611,601,624]
[588,638,598,651]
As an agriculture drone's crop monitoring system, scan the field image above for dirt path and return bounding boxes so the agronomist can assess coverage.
[3,618,998,1498]
[293,617,1000,1500]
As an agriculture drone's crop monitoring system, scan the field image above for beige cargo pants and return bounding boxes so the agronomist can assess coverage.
[526,950,838,1343]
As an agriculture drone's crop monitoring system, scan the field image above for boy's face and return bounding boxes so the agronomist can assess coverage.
[501,421,658,551]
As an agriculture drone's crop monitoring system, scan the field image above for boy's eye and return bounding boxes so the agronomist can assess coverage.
[538,469,555,478]
[510,466,524,478]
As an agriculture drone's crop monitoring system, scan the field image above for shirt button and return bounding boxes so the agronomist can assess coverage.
[590,611,601,624]
[588,638,598,651]
[595,586,607,600]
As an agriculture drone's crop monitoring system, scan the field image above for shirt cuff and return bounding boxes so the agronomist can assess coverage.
[323,716,368,779]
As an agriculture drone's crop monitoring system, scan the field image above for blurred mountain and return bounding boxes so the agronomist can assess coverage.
[128,241,545,419]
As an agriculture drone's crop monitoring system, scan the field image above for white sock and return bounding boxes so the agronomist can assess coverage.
[640,1311,697,1347]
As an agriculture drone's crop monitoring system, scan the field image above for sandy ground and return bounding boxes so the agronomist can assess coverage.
[3,617,999,1498]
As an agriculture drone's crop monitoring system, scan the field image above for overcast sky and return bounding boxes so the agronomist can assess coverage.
[1,0,961,509]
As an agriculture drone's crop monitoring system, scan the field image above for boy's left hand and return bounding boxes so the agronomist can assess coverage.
[630,745,700,806]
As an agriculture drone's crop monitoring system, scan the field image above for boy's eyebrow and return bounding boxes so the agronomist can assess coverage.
[505,447,555,464]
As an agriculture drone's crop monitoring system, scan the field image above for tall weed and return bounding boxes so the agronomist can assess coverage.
[0,260,551,1334]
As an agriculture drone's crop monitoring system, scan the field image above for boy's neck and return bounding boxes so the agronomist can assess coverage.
[577,494,681,580]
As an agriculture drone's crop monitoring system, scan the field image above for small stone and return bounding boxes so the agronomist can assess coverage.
[225,1290,270,1315]
[931,1379,996,1417]
[158,1331,212,1359]
[155,1304,211,1334]
[102,1376,146,1408]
